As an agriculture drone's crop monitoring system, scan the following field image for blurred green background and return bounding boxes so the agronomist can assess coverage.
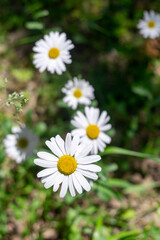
[1,0,160,239]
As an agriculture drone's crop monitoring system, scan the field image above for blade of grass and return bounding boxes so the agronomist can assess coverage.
[102,146,160,162]
[106,230,141,240]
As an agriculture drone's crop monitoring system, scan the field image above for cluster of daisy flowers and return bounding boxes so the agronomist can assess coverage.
[6,7,159,197]
[5,9,158,198]
[3,30,113,199]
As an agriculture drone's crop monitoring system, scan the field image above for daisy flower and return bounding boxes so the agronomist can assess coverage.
[62,77,95,109]
[34,133,101,198]
[3,125,39,163]
[33,31,74,74]
[71,107,112,154]
[137,10,160,39]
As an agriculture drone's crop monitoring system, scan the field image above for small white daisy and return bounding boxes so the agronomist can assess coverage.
[33,31,74,74]
[71,107,112,154]
[3,125,39,163]
[62,77,95,109]
[34,133,101,198]
[137,10,160,39]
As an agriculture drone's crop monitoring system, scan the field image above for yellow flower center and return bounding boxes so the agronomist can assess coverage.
[148,21,155,28]
[57,155,77,175]
[48,47,60,59]
[86,124,100,139]
[73,89,82,98]
[17,138,28,149]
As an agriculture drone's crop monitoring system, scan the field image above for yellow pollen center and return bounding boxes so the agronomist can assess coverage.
[73,89,82,98]
[57,155,77,175]
[86,124,100,139]
[148,21,155,28]
[17,138,28,149]
[48,47,60,59]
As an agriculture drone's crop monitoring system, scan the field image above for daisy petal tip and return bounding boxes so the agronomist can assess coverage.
[95,155,101,161]
[45,140,50,145]
[71,192,76,197]
[37,152,42,158]
[97,166,102,172]
[34,159,38,165]
[59,192,67,198]
[37,172,41,178]
[44,183,50,189]
[66,132,71,138]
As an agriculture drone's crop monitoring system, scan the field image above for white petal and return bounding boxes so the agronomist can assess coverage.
[78,164,101,172]
[53,183,60,192]
[65,133,72,155]
[97,111,107,126]
[44,171,59,189]
[75,143,93,158]
[99,132,111,144]
[100,124,112,131]
[37,152,58,162]
[72,173,83,194]
[55,135,66,155]
[77,155,101,164]
[92,108,100,124]
[77,169,98,180]
[85,106,92,123]
[92,140,98,154]
[46,139,63,157]
[55,172,64,185]
[71,128,86,137]
[74,171,91,192]
[68,174,76,197]
[71,120,83,128]
[53,173,64,192]
[37,168,57,178]
[41,171,58,183]
[97,138,105,152]
[34,158,57,168]
[60,176,69,198]
[76,111,89,126]
[71,135,80,156]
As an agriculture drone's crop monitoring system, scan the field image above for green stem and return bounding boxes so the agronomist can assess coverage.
[66,70,72,80]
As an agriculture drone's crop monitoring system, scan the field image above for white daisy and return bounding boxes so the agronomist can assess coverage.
[71,107,112,154]
[3,125,39,163]
[62,77,95,109]
[137,10,160,39]
[33,31,74,74]
[34,133,101,198]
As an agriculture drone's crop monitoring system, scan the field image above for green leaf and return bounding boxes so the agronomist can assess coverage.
[34,10,49,19]
[102,146,160,162]
[132,86,152,100]
[120,209,136,220]
[107,178,132,188]
[25,21,44,30]
[107,230,141,240]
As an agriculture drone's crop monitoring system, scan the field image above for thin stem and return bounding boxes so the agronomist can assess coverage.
[66,70,72,80]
